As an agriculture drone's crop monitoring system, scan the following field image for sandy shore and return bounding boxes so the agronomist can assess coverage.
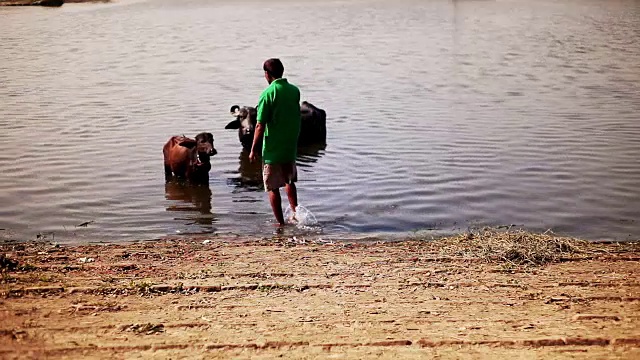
[1,231,639,359]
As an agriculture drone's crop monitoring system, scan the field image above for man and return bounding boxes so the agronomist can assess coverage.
[249,58,301,227]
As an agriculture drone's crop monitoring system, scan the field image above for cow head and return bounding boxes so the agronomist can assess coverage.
[179,132,216,169]
[225,105,258,151]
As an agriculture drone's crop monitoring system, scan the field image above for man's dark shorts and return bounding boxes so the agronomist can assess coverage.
[263,162,297,192]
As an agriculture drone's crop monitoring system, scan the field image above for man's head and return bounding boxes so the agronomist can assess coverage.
[263,58,284,84]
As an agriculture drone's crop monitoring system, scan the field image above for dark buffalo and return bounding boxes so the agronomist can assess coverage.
[163,132,217,184]
[225,101,326,151]
[226,106,258,151]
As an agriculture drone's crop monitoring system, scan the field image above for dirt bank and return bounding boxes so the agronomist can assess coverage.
[1,231,639,359]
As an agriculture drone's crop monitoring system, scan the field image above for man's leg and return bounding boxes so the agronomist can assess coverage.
[284,183,297,215]
[283,162,298,220]
[268,189,285,226]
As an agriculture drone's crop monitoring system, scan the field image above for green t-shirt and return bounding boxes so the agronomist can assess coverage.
[256,78,301,164]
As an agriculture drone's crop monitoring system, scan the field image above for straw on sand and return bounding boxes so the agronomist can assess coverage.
[434,228,592,266]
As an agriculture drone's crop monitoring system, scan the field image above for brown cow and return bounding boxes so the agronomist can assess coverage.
[163,132,217,184]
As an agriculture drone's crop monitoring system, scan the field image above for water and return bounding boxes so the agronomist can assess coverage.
[1,0,639,243]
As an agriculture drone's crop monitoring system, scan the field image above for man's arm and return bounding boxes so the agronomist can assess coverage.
[249,122,265,162]
[249,92,271,162]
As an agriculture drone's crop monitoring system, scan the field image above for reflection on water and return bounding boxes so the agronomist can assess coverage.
[227,150,264,192]
[297,144,327,167]
[227,144,327,192]
[164,181,216,231]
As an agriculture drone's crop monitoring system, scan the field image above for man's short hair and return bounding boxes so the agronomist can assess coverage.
[263,58,284,79]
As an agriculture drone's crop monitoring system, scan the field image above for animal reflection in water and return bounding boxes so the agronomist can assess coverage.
[164,181,215,227]
[228,144,327,191]
[227,150,264,191]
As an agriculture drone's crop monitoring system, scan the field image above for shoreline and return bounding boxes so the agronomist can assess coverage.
[2,230,639,359]
[2,226,636,249]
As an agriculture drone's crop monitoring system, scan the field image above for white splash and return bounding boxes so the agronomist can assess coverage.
[284,204,317,227]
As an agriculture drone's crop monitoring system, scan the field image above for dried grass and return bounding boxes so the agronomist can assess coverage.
[434,229,592,266]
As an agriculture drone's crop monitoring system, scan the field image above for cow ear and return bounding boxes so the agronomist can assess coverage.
[225,119,240,129]
[178,139,197,148]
